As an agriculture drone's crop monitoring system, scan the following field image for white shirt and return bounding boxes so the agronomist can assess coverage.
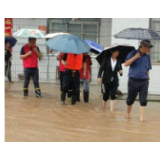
[111,58,117,81]
[111,58,117,71]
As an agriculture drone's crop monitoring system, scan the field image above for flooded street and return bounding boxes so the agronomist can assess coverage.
[5,82,160,142]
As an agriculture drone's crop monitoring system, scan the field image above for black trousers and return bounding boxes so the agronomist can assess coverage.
[61,70,80,94]
[23,68,40,89]
[60,71,64,90]
[5,61,12,82]
[126,78,149,107]
[102,81,119,101]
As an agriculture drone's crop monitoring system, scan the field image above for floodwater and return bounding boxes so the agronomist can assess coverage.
[5,82,160,142]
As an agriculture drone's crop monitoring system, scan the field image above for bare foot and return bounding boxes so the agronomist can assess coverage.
[102,101,107,111]
[127,114,131,119]
[140,117,144,122]
[110,107,113,112]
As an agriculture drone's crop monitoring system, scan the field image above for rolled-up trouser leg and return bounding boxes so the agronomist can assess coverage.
[126,78,139,106]
[102,83,111,101]
[110,81,119,100]
[139,80,149,107]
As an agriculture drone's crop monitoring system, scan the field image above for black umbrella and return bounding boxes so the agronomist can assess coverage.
[96,44,135,65]
[114,28,160,40]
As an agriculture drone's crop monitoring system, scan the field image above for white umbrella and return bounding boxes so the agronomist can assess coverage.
[45,32,69,39]
[13,28,45,38]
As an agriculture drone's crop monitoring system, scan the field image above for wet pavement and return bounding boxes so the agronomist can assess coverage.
[5,82,160,142]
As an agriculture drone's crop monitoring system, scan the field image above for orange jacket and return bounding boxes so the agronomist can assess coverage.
[66,53,83,70]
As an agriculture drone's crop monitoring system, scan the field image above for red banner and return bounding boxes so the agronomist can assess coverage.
[4,18,13,27]
[5,18,13,36]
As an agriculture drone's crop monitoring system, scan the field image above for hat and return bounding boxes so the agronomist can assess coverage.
[140,40,153,48]
[28,37,37,40]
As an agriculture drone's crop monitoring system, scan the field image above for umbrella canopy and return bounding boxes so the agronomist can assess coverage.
[96,44,135,65]
[5,36,17,48]
[46,34,91,54]
[45,32,69,39]
[13,29,45,38]
[114,28,160,40]
[84,39,104,54]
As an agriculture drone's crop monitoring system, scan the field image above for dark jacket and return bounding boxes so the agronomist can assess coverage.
[98,57,122,84]
[5,49,12,62]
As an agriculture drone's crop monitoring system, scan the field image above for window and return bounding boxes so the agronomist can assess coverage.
[83,24,98,42]
[68,24,81,37]
[48,18,100,42]
[150,18,160,63]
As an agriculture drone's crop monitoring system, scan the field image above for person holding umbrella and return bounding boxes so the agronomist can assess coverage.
[46,34,91,105]
[5,37,17,83]
[97,47,123,111]
[61,53,85,105]
[124,40,153,122]
[20,37,42,98]
[56,52,74,98]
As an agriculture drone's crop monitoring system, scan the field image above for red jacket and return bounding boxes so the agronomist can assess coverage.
[59,53,66,72]
[23,44,39,68]
[79,55,92,79]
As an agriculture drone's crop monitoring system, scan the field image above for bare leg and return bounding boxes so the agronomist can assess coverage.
[110,100,116,112]
[140,106,146,122]
[127,105,132,119]
[102,100,107,109]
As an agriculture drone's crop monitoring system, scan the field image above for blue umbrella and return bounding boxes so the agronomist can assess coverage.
[46,34,91,54]
[84,39,104,54]
[5,36,17,48]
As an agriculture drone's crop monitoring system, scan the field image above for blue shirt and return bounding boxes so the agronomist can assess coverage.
[125,49,152,80]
